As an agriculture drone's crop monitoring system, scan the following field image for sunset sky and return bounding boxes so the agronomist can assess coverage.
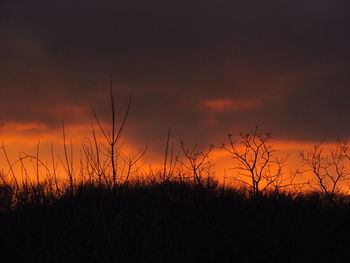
[1,1,350,177]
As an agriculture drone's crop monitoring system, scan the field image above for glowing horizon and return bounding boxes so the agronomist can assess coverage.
[2,119,347,192]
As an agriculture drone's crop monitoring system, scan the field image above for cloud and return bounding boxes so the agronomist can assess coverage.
[1,0,350,157]
[202,99,262,112]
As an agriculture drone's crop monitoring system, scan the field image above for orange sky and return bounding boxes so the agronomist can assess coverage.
[0,120,336,191]
[1,1,350,192]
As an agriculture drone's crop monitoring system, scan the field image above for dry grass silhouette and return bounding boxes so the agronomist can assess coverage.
[1,87,350,262]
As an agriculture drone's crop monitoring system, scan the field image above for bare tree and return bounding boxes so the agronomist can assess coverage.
[179,141,213,188]
[121,144,147,186]
[222,127,288,198]
[300,141,350,206]
[93,74,132,189]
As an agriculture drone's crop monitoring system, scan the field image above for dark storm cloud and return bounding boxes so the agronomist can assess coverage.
[1,0,350,150]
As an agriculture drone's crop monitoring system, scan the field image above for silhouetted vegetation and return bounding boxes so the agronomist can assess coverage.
[1,177,350,262]
[2,89,350,262]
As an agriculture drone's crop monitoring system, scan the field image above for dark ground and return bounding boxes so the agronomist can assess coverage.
[0,181,349,263]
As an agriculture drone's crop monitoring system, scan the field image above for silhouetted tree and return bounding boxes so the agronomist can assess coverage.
[121,144,147,186]
[300,141,350,206]
[179,141,213,188]
[222,127,288,198]
[93,74,132,189]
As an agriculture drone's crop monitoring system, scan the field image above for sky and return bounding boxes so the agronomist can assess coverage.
[1,1,350,177]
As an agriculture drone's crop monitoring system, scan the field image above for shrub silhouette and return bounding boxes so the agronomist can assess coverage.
[222,127,290,198]
[0,178,350,262]
[1,93,350,262]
